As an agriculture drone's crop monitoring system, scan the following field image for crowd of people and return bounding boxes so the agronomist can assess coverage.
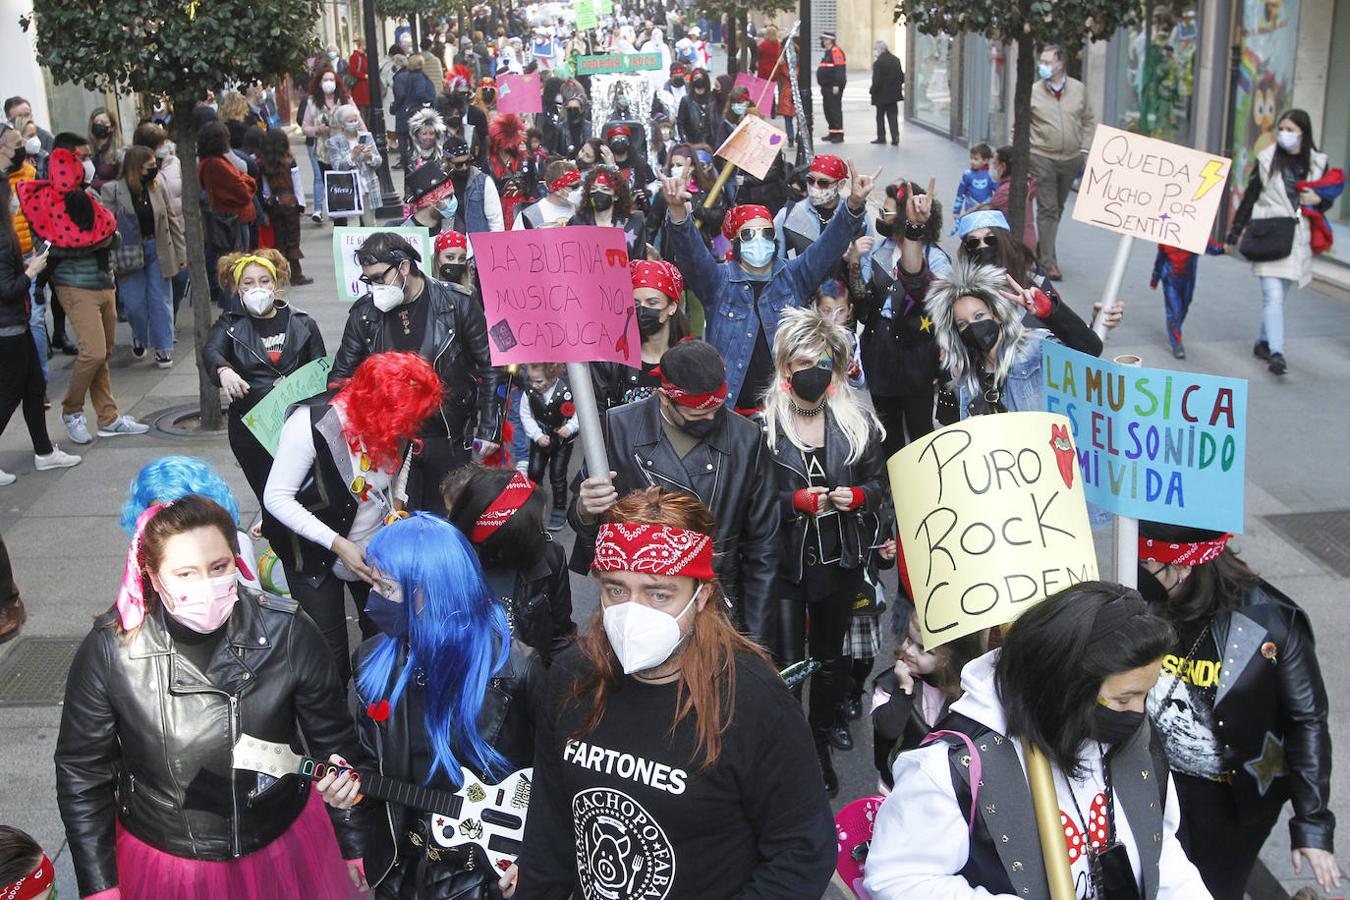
[0,4,1342,899]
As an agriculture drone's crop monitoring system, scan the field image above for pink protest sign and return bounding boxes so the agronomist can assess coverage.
[474,226,638,367]
[734,73,775,117]
[497,73,543,115]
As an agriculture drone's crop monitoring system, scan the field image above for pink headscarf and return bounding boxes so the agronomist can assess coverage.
[116,504,163,631]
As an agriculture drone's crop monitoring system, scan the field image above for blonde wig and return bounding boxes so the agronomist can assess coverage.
[924,259,1027,397]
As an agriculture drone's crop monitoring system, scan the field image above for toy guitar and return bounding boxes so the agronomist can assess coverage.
[232,734,531,869]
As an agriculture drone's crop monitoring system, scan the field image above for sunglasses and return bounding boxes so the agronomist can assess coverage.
[358,263,399,286]
[962,235,998,254]
[807,177,837,189]
[737,226,774,242]
[449,159,471,170]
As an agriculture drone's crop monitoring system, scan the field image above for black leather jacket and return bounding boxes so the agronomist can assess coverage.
[203,304,328,413]
[348,638,545,891]
[332,276,505,445]
[55,591,361,897]
[853,255,942,397]
[483,540,576,666]
[768,409,888,584]
[1179,582,1335,850]
[567,395,780,653]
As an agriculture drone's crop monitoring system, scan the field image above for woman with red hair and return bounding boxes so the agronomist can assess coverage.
[263,351,443,681]
[487,113,536,228]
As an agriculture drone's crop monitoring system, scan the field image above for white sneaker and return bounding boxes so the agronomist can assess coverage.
[97,415,151,437]
[0,469,14,486]
[35,445,82,471]
[63,412,92,445]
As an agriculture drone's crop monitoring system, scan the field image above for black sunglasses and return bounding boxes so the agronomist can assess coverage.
[737,226,774,242]
[962,235,998,254]
[807,177,837,189]
[357,263,399,286]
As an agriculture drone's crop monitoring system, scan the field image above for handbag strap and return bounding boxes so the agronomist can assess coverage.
[920,729,982,833]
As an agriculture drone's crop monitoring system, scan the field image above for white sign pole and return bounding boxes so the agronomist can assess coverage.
[565,362,611,480]
[1091,233,1134,339]
[1110,352,1143,587]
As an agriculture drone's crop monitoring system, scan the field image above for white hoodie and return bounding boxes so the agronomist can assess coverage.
[863,650,1211,900]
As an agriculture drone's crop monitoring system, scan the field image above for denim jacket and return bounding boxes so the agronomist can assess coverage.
[665,200,865,402]
[955,329,1052,417]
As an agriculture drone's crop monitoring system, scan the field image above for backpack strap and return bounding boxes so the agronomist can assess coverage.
[921,728,981,832]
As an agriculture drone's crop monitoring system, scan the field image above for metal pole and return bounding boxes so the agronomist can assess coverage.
[362,0,402,218]
[565,362,611,480]
[1110,352,1143,588]
[1091,233,1134,338]
[1026,744,1077,899]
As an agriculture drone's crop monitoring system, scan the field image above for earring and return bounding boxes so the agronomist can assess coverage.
[780,378,791,393]
[827,383,837,396]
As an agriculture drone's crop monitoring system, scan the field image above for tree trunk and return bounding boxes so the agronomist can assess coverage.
[172,100,224,432]
[1007,32,1035,245]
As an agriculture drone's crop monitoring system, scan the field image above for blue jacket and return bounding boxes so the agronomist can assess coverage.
[665,201,865,403]
[952,167,996,218]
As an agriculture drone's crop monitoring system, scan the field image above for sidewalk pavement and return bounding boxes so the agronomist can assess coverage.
[0,79,1345,898]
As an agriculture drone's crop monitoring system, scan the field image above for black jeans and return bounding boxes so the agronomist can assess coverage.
[527,438,574,510]
[875,103,899,142]
[284,567,374,684]
[872,392,934,459]
[783,571,864,736]
[228,406,275,507]
[0,332,53,456]
[1173,773,1281,900]
[822,88,844,138]
[406,433,470,517]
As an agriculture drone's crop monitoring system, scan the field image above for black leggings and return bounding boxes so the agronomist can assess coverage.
[782,573,863,735]
[228,406,275,507]
[283,567,374,684]
[527,438,574,510]
[0,332,53,456]
[1173,773,1281,900]
[872,392,935,459]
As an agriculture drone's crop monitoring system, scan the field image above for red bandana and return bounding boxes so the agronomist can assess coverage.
[809,154,847,180]
[721,204,773,240]
[434,230,468,255]
[470,472,537,543]
[548,169,582,194]
[630,260,683,300]
[2,854,54,900]
[606,125,633,139]
[592,170,617,190]
[1138,534,1232,566]
[593,523,715,580]
[650,365,727,410]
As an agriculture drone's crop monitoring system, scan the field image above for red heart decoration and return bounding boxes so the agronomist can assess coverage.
[366,699,391,722]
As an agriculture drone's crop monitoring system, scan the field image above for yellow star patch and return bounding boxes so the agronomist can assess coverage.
[1244,732,1285,796]
[919,316,933,333]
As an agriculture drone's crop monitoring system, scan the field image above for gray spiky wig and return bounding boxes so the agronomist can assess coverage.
[924,259,1026,396]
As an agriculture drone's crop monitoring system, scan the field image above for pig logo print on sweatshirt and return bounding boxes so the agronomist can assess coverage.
[572,787,675,899]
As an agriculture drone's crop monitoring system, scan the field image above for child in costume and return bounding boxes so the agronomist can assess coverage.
[1149,239,1224,359]
[519,363,579,532]
[950,143,995,224]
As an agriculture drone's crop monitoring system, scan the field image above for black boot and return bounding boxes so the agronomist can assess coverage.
[815,738,839,798]
[827,706,854,751]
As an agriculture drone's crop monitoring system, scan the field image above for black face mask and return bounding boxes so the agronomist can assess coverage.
[144,163,160,183]
[610,139,630,156]
[566,106,584,123]
[482,89,496,103]
[672,77,685,87]
[1092,705,1145,745]
[577,158,593,171]
[5,146,26,174]
[676,407,722,439]
[875,217,894,239]
[1137,567,1174,610]
[439,262,467,282]
[636,306,665,336]
[969,245,999,267]
[692,78,709,92]
[790,366,832,403]
[591,192,614,212]
[91,123,112,139]
[960,319,1000,356]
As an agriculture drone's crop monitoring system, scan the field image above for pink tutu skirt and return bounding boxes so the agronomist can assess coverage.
[115,788,361,899]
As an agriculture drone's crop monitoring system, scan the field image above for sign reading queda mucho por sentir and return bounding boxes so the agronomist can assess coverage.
[1073,124,1232,255]
[574,53,663,74]
[1042,343,1248,534]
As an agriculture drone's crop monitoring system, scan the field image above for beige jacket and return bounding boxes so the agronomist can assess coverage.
[1029,76,1095,160]
[101,178,187,275]
[422,50,446,97]
[1248,143,1328,287]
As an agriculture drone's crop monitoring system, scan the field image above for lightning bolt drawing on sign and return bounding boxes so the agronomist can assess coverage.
[1192,160,1226,201]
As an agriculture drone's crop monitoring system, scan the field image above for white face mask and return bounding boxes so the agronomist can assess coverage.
[23,136,41,156]
[155,142,175,160]
[322,80,337,94]
[602,587,699,675]
[344,120,360,134]
[82,159,96,185]
[1276,129,1301,153]
[370,269,406,311]
[669,164,686,180]
[566,187,582,207]
[241,287,276,317]
[808,184,839,207]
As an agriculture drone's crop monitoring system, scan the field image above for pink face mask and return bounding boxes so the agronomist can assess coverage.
[157,572,239,633]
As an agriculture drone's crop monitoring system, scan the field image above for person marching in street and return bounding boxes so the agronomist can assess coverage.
[764,307,886,797]
[517,488,836,899]
[431,229,474,293]
[518,362,579,532]
[592,259,691,409]
[817,32,847,144]
[1149,240,1224,360]
[398,158,460,238]
[205,250,327,506]
[445,138,505,233]
[1027,44,1096,281]
[1138,522,1339,898]
[514,158,579,229]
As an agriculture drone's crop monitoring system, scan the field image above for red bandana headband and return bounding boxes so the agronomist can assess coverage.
[630,259,683,301]
[1138,534,1232,566]
[549,169,582,194]
[2,854,54,900]
[721,204,773,240]
[434,230,468,254]
[593,523,715,580]
[592,170,617,190]
[650,365,727,410]
[470,472,537,543]
[809,154,847,180]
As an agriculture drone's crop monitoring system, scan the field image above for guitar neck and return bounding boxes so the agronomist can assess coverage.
[302,758,463,819]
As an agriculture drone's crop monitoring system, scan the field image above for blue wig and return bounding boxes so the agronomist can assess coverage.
[357,513,511,787]
[121,456,242,535]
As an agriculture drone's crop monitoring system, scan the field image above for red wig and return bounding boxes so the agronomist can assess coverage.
[488,113,526,155]
[334,352,444,472]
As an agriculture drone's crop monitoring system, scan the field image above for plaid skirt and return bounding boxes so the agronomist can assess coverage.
[844,610,882,660]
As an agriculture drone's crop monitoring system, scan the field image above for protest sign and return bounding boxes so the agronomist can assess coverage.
[574,53,663,74]
[714,116,788,181]
[243,357,335,456]
[733,73,776,117]
[472,226,638,367]
[1042,343,1247,533]
[597,0,613,13]
[1073,124,1232,255]
[890,412,1099,649]
[497,73,543,115]
[575,0,597,29]
[331,226,432,303]
[324,170,363,219]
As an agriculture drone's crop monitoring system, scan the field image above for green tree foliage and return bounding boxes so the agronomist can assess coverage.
[22,0,324,429]
[895,0,1152,239]
[692,0,795,74]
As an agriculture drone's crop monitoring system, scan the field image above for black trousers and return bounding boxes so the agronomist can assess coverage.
[527,438,574,510]
[406,433,470,518]
[1173,773,1281,900]
[872,391,934,460]
[284,566,374,684]
[822,88,844,137]
[783,573,863,735]
[0,533,19,607]
[875,103,899,142]
[228,406,275,507]
[0,332,53,456]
